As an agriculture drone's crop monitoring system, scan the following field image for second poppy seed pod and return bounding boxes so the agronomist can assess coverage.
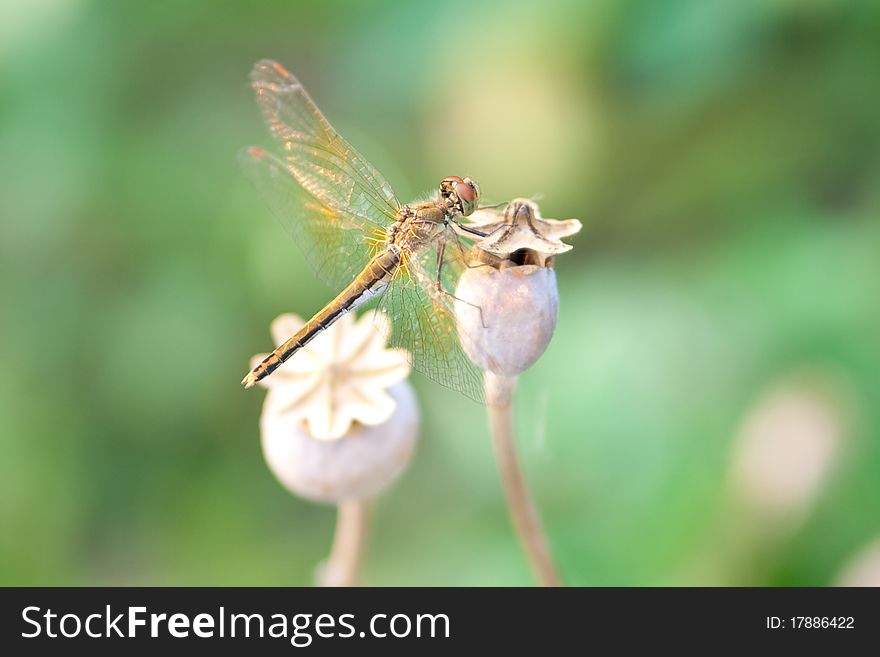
[251,311,420,503]
[261,381,419,503]
[455,265,559,377]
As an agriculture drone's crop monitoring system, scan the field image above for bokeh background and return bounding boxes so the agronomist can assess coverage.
[2,0,879,586]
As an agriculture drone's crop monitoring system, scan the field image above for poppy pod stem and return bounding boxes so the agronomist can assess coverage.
[318,499,373,587]
[485,371,562,587]
[456,198,580,586]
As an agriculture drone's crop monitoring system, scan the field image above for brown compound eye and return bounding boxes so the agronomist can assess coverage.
[458,177,481,216]
[439,176,479,215]
[454,181,477,205]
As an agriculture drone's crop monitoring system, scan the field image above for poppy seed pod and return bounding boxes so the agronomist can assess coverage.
[251,311,419,503]
[261,381,419,503]
[454,198,580,376]
[455,265,559,377]
[729,370,850,522]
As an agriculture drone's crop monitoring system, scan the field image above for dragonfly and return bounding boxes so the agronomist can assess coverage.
[239,60,491,401]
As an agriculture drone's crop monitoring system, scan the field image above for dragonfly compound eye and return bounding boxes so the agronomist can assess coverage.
[439,176,479,217]
[456,178,480,216]
[440,175,469,215]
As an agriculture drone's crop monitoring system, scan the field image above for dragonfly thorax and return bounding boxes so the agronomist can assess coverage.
[388,203,448,250]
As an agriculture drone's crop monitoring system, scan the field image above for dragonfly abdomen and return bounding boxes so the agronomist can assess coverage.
[242,248,400,388]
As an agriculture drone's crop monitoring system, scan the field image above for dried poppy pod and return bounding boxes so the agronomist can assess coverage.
[260,382,419,503]
[251,311,419,503]
[455,266,559,379]
[454,198,581,378]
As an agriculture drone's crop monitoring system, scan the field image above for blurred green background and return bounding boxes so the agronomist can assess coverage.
[2,0,879,586]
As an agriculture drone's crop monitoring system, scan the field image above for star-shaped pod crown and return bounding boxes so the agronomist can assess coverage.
[464,198,582,267]
[250,311,410,440]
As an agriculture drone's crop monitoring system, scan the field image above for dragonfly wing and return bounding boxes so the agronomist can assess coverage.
[240,146,377,290]
[249,59,400,227]
[375,230,485,403]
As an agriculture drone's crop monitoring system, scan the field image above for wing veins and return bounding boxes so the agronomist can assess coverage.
[269,120,399,221]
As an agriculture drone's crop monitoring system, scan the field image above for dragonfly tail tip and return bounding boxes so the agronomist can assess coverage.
[241,371,258,389]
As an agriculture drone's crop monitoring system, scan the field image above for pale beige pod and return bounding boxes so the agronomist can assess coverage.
[250,311,419,503]
[729,370,850,522]
[455,265,559,377]
[260,381,419,503]
[454,198,579,376]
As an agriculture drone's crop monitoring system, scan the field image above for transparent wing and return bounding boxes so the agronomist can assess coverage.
[240,146,378,290]
[375,229,485,403]
[249,59,400,227]
[243,60,485,400]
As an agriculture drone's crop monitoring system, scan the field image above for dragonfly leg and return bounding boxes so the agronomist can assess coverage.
[434,239,488,329]
[454,223,488,238]
[451,218,524,270]
[450,228,496,271]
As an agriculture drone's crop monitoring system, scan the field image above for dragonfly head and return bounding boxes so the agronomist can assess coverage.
[440,176,480,217]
